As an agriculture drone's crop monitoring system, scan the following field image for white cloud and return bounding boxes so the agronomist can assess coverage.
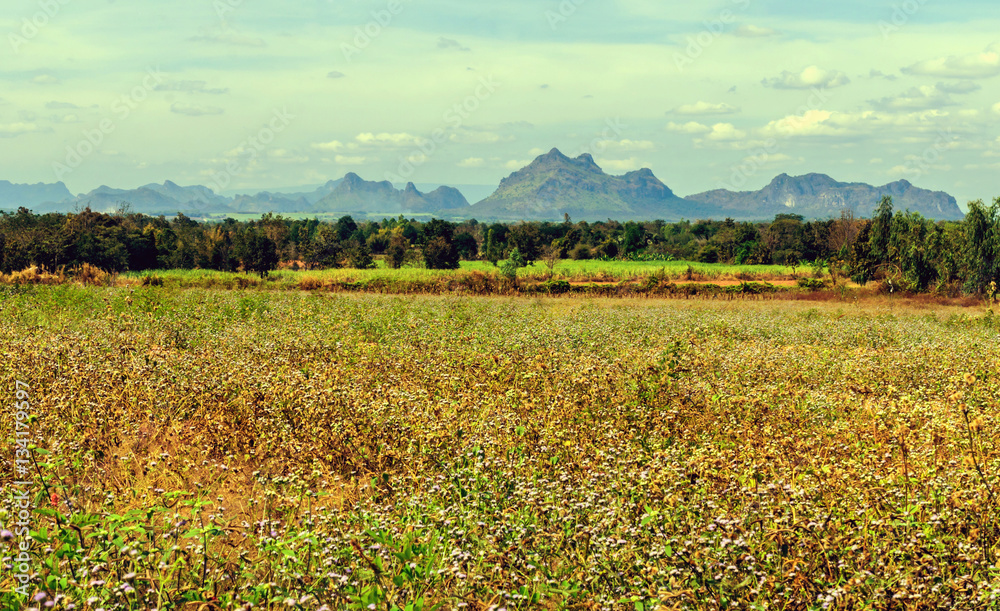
[667,121,710,134]
[733,25,778,38]
[993,102,1000,115]
[527,147,547,156]
[596,157,643,172]
[448,130,508,144]
[355,132,425,146]
[0,122,38,137]
[188,32,266,47]
[936,81,981,94]
[33,74,59,85]
[311,140,358,152]
[902,50,1000,79]
[155,81,228,94]
[595,139,655,151]
[760,110,845,137]
[671,102,739,115]
[327,71,346,79]
[705,123,747,141]
[170,103,224,116]
[759,109,951,138]
[334,155,369,165]
[762,65,850,89]
[458,157,484,168]
[871,85,954,111]
[268,149,309,163]
[505,159,531,170]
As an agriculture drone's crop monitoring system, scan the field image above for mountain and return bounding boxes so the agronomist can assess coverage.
[686,173,963,221]
[228,191,306,214]
[0,181,74,211]
[71,181,232,215]
[311,173,468,214]
[227,180,343,213]
[457,148,708,221]
[0,164,969,221]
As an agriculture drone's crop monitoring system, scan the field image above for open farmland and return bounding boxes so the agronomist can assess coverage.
[1,286,1000,610]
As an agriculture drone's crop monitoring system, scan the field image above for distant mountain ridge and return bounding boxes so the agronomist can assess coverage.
[0,181,73,210]
[312,173,468,214]
[0,157,967,221]
[455,148,709,221]
[686,173,963,220]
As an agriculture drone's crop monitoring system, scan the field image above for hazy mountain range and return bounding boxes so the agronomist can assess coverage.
[1,150,965,221]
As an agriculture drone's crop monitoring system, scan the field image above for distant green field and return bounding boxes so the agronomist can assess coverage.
[122,259,805,287]
[196,212,438,222]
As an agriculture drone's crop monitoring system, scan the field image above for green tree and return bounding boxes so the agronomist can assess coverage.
[500,246,527,285]
[422,219,459,269]
[236,228,279,277]
[345,239,375,269]
[484,228,501,266]
[869,195,894,265]
[963,198,1000,294]
[385,234,409,269]
[423,237,459,269]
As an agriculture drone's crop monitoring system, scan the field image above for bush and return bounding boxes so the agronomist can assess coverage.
[423,237,460,270]
[544,279,571,294]
[796,277,827,291]
[569,244,592,260]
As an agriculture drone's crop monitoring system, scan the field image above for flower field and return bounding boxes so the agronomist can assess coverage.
[1,285,999,610]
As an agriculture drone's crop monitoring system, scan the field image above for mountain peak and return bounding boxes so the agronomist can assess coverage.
[535,148,570,163]
[574,153,600,169]
[466,151,692,221]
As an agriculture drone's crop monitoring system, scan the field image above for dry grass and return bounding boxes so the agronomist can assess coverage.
[1,289,999,609]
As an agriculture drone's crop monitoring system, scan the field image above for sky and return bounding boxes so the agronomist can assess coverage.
[1,0,999,207]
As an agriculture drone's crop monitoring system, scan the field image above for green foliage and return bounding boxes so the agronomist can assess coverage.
[345,239,376,270]
[963,198,1000,294]
[499,246,526,282]
[234,228,279,278]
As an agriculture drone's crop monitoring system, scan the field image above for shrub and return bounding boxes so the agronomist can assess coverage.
[423,236,460,270]
[796,277,827,291]
[569,243,592,260]
[544,279,571,294]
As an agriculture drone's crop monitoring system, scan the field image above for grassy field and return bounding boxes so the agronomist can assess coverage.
[118,260,806,289]
[1,286,999,609]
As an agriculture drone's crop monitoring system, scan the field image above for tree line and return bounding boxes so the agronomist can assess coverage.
[1,196,998,294]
